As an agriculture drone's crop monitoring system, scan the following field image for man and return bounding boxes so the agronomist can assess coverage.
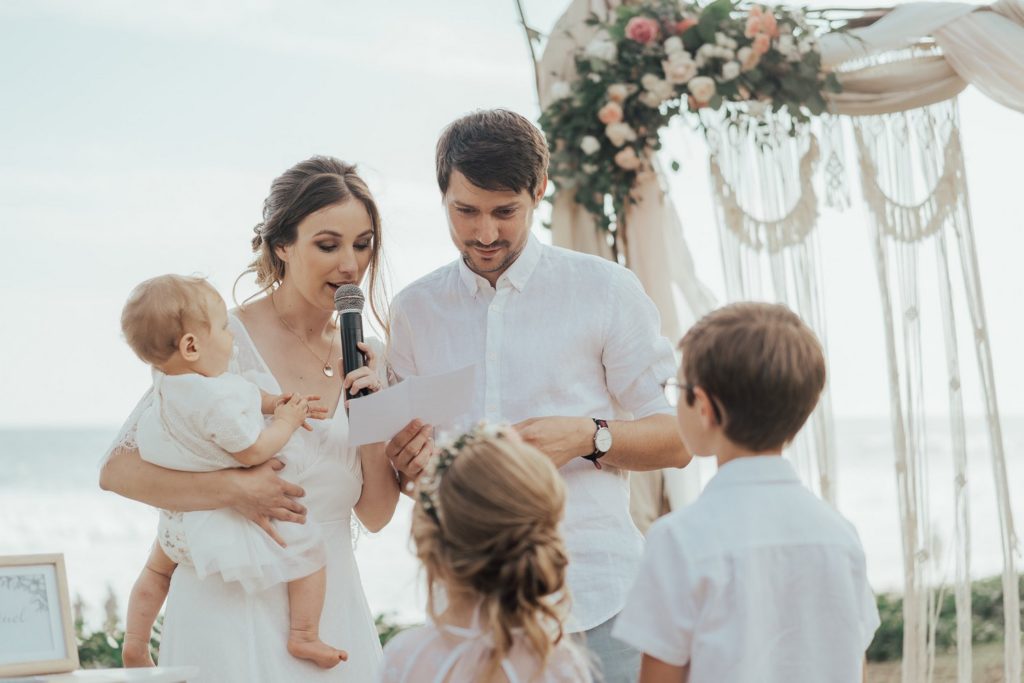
[385,109,691,682]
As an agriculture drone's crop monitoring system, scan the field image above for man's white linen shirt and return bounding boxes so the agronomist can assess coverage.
[612,456,880,683]
[387,233,677,632]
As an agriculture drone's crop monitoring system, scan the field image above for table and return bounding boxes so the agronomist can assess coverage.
[2,668,199,683]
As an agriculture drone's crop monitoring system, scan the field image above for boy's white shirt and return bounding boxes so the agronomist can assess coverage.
[612,456,880,683]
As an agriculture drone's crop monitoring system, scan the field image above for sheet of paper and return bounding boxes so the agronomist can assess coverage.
[347,364,476,447]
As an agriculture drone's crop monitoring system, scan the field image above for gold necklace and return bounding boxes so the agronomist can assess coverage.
[270,293,336,378]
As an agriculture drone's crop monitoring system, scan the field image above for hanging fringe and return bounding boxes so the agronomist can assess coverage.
[821,113,851,210]
[705,113,838,506]
[853,98,1019,683]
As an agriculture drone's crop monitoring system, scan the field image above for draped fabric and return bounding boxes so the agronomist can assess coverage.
[539,0,715,528]
[820,0,1024,116]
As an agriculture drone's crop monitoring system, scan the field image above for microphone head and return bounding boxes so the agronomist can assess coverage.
[334,284,365,313]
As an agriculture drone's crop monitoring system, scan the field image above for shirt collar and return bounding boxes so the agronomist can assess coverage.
[456,233,543,296]
[702,456,800,494]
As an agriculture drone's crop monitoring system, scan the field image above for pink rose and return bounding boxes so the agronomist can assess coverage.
[597,101,624,125]
[760,12,779,38]
[625,16,660,44]
[614,147,643,171]
[752,33,771,56]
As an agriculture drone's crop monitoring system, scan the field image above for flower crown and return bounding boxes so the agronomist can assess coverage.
[417,421,513,524]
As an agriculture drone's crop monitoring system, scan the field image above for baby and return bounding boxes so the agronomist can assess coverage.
[119,274,346,669]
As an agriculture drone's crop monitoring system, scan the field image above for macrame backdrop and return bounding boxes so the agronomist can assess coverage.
[535,1,1023,679]
[852,98,1020,683]
[703,114,837,505]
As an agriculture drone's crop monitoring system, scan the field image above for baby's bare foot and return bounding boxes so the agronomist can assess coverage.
[287,629,348,669]
[122,634,154,668]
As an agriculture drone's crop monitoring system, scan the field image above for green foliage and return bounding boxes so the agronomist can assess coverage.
[538,0,841,236]
[867,574,1024,662]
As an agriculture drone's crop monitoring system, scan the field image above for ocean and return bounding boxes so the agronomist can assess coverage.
[1,417,1021,630]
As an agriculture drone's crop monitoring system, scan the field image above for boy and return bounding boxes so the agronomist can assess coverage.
[612,302,879,683]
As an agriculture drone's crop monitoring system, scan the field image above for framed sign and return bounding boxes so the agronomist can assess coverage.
[0,554,79,677]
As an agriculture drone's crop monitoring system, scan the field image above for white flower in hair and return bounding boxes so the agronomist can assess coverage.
[416,421,514,523]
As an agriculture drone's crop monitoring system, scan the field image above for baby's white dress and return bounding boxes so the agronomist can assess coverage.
[135,368,325,592]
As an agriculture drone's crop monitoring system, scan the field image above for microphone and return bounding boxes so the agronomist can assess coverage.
[334,284,370,400]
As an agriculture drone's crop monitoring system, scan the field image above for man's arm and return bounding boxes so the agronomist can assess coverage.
[514,413,690,470]
[639,654,689,683]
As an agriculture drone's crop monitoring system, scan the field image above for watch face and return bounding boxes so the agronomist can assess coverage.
[595,428,613,453]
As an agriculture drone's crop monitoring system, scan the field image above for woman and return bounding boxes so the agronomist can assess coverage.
[100,156,399,681]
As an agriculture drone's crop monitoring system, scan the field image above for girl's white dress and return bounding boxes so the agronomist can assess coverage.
[381,619,593,683]
[107,313,383,682]
[136,368,325,593]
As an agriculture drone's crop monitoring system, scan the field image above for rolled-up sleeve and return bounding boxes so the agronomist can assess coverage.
[602,267,677,418]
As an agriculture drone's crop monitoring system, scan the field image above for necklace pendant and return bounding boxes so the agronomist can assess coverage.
[323,362,335,378]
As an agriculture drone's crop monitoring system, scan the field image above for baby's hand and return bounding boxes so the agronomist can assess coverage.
[274,393,309,431]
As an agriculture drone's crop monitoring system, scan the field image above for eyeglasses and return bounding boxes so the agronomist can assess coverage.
[660,378,686,407]
[660,378,723,424]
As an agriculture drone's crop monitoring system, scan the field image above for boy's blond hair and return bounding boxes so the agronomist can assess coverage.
[121,274,219,365]
[679,302,826,451]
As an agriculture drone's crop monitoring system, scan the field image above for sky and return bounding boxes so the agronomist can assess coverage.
[1,0,1021,428]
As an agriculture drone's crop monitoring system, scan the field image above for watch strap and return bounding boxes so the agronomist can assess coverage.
[583,418,610,470]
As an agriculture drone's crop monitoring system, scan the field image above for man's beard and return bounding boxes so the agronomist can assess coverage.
[460,242,523,276]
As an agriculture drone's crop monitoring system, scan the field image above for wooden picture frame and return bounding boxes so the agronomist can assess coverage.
[0,554,79,677]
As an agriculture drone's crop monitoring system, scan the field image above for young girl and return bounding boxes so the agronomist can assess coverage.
[120,273,352,669]
[381,424,593,683]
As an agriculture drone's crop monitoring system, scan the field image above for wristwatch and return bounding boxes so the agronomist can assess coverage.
[583,418,612,470]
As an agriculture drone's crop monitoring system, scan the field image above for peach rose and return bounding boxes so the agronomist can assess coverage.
[676,18,698,34]
[597,101,624,125]
[625,16,660,44]
[614,147,642,171]
[752,33,771,56]
[760,12,779,38]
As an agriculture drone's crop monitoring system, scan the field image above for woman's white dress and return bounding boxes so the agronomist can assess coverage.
[108,313,383,682]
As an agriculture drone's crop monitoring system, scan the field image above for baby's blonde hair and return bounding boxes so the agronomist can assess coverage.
[121,274,219,365]
[412,429,570,680]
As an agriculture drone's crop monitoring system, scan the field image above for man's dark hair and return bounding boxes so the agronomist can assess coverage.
[435,109,549,197]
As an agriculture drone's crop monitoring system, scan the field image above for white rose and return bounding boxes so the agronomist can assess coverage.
[580,135,601,155]
[664,36,684,55]
[778,34,796,57]
[638,90,662,108]
[585,35,618,63]
[721,61,741,81]
[688,76,717,104]
[549,81,572,101]
[715,32,728,47]
[663,55,697,85]
[640,73,661,92]
[697,44,716,60]
[605,122,638,147]
[607,83,630,102]
[738,47,753,64]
